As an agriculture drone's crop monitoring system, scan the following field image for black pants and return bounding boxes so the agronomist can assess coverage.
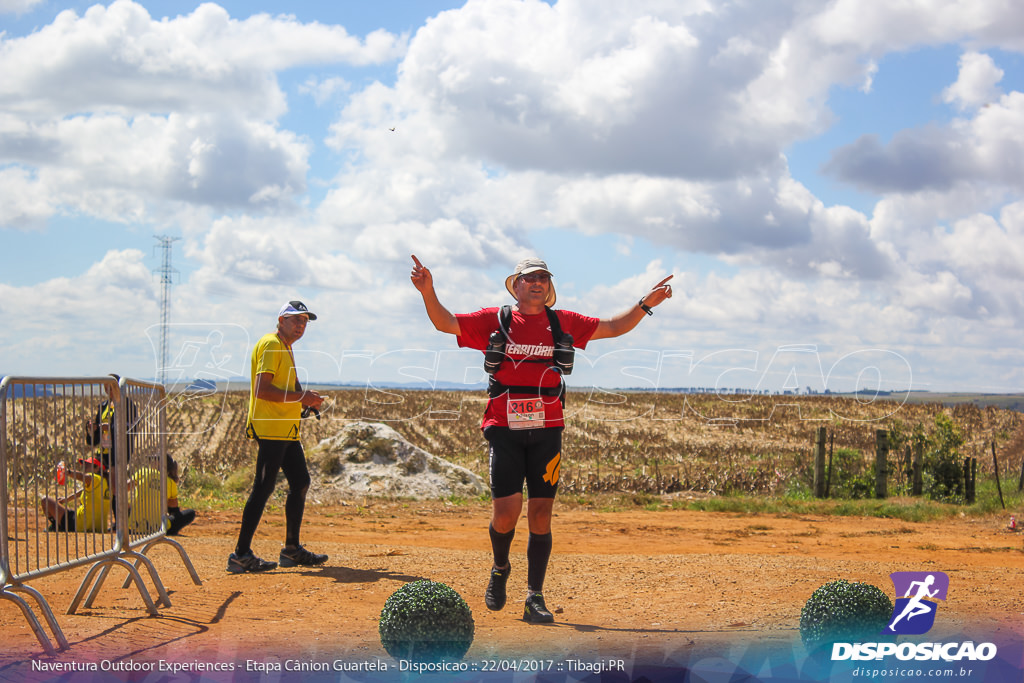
[234,438,310,556]
[167,508,196,536]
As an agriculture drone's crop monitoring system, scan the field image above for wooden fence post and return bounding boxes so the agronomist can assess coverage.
[962,456,978,505]
[992,442,1005,510]
[972,457,979,504]
[902,445,911,492]
[962,457,967,501]
[875,430,888,499]
[826,431,834,497]
[912,440,923,496]
[814,427,827,498]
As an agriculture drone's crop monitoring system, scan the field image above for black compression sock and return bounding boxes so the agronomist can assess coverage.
[526,532,552,592]
[489,524,515,569]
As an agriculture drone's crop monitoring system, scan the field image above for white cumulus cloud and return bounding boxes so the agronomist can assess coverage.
[943,51,1005,110]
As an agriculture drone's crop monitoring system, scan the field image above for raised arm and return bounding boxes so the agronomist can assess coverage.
[590,275,674,341]
[410,254,461,336]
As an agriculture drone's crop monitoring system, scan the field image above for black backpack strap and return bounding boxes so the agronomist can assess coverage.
[544,306,562,340]
[500,304,513,337]
[499,305,560,339]
[487,376,565,401]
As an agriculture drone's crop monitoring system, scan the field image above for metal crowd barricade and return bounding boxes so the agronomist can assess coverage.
[72,378,201,613]
[1,376,201,655]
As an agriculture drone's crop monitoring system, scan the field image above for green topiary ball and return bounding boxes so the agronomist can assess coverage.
[379,580,475,662]
[800,579,893,648]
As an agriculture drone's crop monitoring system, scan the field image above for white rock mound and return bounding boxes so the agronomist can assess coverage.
[309,421,486,501]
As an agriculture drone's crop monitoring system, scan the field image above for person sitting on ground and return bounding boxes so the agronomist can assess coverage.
[84,373,138,528]
[166,456,196,536]
[41,457,111,532]
[126,455,196,536]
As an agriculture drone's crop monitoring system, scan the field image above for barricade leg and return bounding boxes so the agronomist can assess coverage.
[68,557,158,616]
[82,552,169,610]
[8,583,70,650]
[1,584,69,654]
[118,550,172,608]
[120,537,202,588]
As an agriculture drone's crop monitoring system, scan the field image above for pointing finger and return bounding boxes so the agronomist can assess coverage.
[654,274,674,289]
[411,254,423,269]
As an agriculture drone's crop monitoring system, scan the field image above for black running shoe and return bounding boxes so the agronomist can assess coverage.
[279,544,328,568]
[227,551,277,573]
[485,563,511,611]
[523,593,554,623]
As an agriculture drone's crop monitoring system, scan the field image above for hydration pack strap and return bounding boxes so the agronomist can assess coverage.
[487,376,565,402]
[499,305,564,342]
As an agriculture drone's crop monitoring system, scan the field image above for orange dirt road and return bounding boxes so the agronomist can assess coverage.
[2,501,1022,681]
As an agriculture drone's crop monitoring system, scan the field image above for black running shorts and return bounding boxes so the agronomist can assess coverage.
[485,426,563,499]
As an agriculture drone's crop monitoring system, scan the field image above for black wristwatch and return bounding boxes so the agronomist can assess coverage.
[639,299,653,316]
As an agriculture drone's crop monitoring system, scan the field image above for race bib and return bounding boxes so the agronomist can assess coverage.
[507,398,545,430]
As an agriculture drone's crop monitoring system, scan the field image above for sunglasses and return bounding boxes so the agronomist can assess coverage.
[519,272,551,284]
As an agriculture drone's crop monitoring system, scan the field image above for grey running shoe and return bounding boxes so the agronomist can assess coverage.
[227,551,277,574]
[523,593,555,623]
[279,544,328,567]
[485,564,511,611]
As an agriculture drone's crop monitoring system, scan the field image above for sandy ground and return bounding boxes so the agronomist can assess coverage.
[1,500,1023,681]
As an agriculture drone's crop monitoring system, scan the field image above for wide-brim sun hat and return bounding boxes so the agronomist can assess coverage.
[504,258,556,307]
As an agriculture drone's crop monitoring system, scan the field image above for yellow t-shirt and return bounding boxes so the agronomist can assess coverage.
[246,332,302,440]
[127,466,164,534]
[75,473,111,532]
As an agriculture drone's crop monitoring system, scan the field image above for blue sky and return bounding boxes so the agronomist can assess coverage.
[2,0,1024,394]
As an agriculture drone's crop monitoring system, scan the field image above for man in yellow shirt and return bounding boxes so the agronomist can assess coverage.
[228,301,326,573]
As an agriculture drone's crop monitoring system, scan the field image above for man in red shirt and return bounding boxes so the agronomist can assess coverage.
[411,255,672,623]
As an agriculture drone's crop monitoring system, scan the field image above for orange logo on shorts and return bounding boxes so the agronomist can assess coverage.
[543,452,561,485]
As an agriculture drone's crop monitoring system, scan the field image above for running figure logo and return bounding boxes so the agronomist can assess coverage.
[883,571,949,635]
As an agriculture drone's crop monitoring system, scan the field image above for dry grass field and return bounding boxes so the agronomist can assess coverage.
[167,389,1024,502]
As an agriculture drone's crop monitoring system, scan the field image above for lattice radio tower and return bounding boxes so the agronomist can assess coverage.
[153,235,180,385]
